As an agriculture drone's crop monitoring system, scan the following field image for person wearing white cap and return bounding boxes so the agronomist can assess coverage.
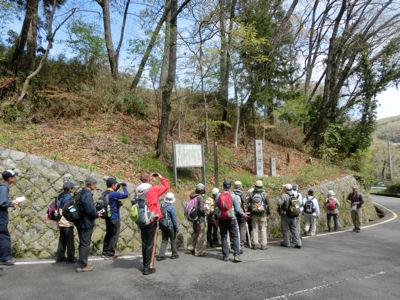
[278,183,302,248]
[158,192,179,260]
[205,188,219,248]
[0,170,19,266]
[188,183,207,256]
[247,180,270,250]
[325,190,340,232]
[291,183,303,235]
[233,181,248,248]
[303,189,320,236]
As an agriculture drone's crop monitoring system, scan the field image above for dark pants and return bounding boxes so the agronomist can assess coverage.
[327,214,338,231]
[102,218,121,256]
[140,221,158,270]
[77,227,93,268]
[236,214,246,246]
[0,224,12,262]
[219,219,240,258]
[57,226,75,261]
[158,226,178,258]
[207,223,218,247]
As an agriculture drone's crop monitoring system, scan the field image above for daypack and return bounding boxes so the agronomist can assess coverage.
[250,191,266,213]
[185,196,201,223]
[216,192,234,220]
[130,204,139,222]
[327,199,336,211]
[286,193,300,218]
[96,190,112,219]
[62,190,84,222]
[135,188,157,226]
[45,193,64,223]
[304,197,315,214]
[159,204,171,229]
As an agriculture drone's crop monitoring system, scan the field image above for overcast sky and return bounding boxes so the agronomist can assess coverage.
[376,87,399,120]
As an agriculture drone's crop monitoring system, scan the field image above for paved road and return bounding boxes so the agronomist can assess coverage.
[1,195,399,300]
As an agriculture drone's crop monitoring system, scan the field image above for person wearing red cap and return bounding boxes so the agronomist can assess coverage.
[0,170,19,266]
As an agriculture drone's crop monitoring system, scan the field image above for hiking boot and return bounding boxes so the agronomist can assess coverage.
[294,245,302,249]
[66,258,78,264]
[194,253,207,257]
[142,268,156,275]
[252,244,259,250]
[280,242,289,248]
[76,264,94,273]
[171,254,179,259]
[352,228,357,232]
[157,256,166,261]
[0,259,16,266]
[260,245,267,250]
[356,229,361,233]
[234,256,242,263]
[223,257,229,262]
[56,257,66,263]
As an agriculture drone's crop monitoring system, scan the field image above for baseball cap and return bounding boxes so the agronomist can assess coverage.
[106,177,118,186]
[282,183,292,190]
[223,179,232,189]
[85,177,97,186]
[292,183,298,190]
[2,170,19,181]
[211,188,219,195]
[196,183,205,193]
[63,181,76,191]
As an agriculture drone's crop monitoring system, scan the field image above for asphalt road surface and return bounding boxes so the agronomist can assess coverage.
[1,195,399,300]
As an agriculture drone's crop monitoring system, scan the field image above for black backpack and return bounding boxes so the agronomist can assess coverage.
[304,197,315,214]
[62,190,84,222]
[286,193,300,218]
[159,204,171,229]
[96,190,112,219]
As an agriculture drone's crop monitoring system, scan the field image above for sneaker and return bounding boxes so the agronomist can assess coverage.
[157,256,166,261]
[252,245,259,250]
[234,256,242,263]
[280,242,289,248]
[223,257,229,262]
[0,259,16,266]
[142,268,156,275]
[76,264,94,273]
[294,245,302,249]
[356,229,361,233]
[170,255,179,259]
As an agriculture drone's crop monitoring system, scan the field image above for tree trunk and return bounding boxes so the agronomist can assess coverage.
[218,0,228,130]
[156,0,177,158]
[10,0,39,74]
[26,1,38,71]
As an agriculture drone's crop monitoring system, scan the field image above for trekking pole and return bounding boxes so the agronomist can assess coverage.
[245,221,252,249]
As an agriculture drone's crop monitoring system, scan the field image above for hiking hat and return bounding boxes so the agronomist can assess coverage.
[211,188,219,195]
[255,180,263,188]
[328,190,335,196]
[223,179,232,189]
[234,181,242,189]
[85,177,97,186]
[63,181,76,191]
[106,177,118,186]
[292,183,298,191]
[196,183,205,193]
[2,170,19,181]
[283,183,292,191]
[165,192,176,204]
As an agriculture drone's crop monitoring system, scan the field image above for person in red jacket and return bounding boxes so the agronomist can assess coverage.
[134,171,169,275]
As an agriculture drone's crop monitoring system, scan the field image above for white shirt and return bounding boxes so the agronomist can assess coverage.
[293,190,303,212]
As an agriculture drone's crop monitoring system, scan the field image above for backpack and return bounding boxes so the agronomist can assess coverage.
[159,204,171,229]
[216,192,234,220]
[130,204,139,222]
[327,199,336,211]
[135,188,157,227]
[96,191,112,219]
[250,191,266,213]
[286,193,300,218]
[45,193,64,223]
[62,191,84,222]
[304,197,315,215]
[185,196,200,223]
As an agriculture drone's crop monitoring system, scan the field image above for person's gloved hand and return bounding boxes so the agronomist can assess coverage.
[121,182,127,187]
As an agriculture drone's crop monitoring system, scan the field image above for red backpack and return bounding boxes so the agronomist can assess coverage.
[216,192,233,220]
[327,199,336,211]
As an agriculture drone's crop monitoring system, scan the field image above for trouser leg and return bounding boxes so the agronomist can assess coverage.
[333,214,338,230]
[310,216,317,236]
[252,216,260,247]
[140,222,157,270]
[57,227,67,260]
[212,224,218,246]
[102,218,112,256]
[108,219,120,256]
[304,214,311,233]
[355,210,361,230]
[170,227,178,256]
[158,227,169,258]
[206,222,212,246]
[281,216,290,246]
[289,218,302,247]
[351,211,357,229]
[296,214,302,235]
[229,220,240,256]
[260,216,267,247]
[77,228,93,268]
[195,222,205,255]
[327,214,332,231]
[0,224,12,262]
[219,220,229,258]
[192,223,199,251]
[65,226,75,260]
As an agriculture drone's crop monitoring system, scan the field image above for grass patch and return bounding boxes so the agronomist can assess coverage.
[75,161,99,172]
[0,133,6,145]
[120,134,130,144]
[115,172,124,180]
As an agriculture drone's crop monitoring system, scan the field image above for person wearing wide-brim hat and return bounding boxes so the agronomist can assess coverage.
[157,192,179,260]
[325,190,340,232]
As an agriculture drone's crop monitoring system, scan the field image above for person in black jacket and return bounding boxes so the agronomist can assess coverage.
[76,177,101,272]
[347,186,364,233]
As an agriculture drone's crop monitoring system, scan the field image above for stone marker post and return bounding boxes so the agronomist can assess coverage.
[270,157,277,177]
[254,140,264,177]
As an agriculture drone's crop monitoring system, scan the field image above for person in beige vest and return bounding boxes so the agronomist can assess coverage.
[325,190,340,232]
[56,182,77,263]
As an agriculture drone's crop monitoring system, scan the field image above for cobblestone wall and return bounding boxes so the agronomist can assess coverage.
[0,146,377,258]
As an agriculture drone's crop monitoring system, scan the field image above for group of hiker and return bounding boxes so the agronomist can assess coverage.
[0,169,364,275]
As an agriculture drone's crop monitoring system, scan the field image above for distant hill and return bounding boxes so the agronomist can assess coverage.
[370,115,400,180]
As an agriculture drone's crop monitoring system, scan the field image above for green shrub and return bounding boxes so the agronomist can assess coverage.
[386,181,400,194]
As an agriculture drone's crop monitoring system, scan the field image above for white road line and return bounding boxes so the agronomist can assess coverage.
[264,271,386,300]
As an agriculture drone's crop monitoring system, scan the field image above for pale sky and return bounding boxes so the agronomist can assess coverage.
[376,87,400,120]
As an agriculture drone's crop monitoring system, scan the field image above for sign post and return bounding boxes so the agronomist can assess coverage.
[254,139,264,177]
[172,142,206,189]
[270,157,277,177]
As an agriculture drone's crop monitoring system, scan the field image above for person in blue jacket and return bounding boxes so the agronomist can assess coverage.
[0,170,19,266]
[157,192,179,260]
[101,177,128,259]
[75,177,101,273]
